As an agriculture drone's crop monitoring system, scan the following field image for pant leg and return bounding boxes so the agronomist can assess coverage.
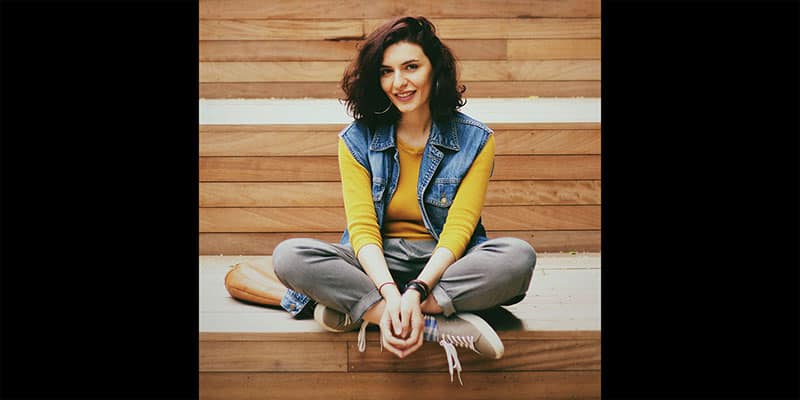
[432,237,536,317]
[272,238,383,322]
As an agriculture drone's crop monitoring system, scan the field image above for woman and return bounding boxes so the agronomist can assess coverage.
[271,16,536,383]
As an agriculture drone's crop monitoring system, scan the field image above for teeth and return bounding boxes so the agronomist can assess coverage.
[397,92,415,98]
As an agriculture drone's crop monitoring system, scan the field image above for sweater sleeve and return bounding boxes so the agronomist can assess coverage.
[435,134,495,259]
[338,138,383,255]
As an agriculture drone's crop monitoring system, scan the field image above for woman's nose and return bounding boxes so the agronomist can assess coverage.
[393,73,407,89]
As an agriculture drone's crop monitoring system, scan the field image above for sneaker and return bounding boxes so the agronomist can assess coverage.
[313,304,362,333]
[314,304,371,352]
[423,313,505,384]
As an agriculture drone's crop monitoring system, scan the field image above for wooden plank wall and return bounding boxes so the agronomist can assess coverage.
[198,0,601,255]
[199,0,601,98]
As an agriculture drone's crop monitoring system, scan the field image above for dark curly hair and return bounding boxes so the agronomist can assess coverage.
[340,16,466,127]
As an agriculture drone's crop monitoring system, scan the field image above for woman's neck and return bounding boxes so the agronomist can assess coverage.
[396,110,432,146]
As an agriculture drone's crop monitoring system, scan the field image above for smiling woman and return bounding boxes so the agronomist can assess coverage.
[264,16,538,385]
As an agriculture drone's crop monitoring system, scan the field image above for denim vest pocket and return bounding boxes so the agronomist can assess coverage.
[424,178,459,208]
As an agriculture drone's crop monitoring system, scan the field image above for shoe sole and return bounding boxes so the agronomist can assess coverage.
[456,313,505,359]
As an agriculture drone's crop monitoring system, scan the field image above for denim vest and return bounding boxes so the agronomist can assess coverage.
[280,111,493,317]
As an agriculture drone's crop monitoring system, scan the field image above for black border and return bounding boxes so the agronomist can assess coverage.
[603,1,799,398]
[1,1,199,398]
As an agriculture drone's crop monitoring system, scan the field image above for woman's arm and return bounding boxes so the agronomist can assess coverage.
[338,138,409,355]
[418,134,495,287]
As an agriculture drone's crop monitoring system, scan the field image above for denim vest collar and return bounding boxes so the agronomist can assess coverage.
[369,118,460,152]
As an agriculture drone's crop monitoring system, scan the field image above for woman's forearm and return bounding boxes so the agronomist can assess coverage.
[415,246,456,289]
[358,243,401,298]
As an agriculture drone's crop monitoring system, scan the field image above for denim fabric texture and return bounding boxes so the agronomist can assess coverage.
[280,111,494,317]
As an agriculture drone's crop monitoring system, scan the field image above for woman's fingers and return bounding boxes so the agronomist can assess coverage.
[399,306,412,339]
[380,309,409,350]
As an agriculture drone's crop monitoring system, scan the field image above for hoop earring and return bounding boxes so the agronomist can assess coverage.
[374,101,392,114]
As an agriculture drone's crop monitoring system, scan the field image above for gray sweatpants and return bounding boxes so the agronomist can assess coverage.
[273,237,536,322]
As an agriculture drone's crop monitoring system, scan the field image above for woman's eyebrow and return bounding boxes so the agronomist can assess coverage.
[380,59,420,68]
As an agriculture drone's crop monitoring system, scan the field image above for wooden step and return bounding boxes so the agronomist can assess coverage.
[199,253,601,399]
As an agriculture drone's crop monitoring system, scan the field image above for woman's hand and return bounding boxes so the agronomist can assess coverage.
[397,289,425,358]
[379,293,409,358]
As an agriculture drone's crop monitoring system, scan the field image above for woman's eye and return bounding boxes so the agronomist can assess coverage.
[380,69,392,76]
[406,64,418,71]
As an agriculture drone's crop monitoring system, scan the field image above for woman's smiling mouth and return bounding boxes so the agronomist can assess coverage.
[395,91,416,102]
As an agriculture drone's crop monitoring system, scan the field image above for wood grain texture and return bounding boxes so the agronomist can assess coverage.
[200,130,339,156]
[199,371,601,400]
[199,123,599,132]
[366,18,601,39]
[199,60,598,82]
[199,19,363,41]
[199,80,600,98]
[199,155,600,181]
[508,39,601,59]
[199,61,348,82]
[199,230,600,255]
[200,232,344,255]
[494,130,601,155]
[199,0,601,19]
[348,339,600,372]
[199,128,599,156]
[466,80,601,97]
[461,60,599,81]
[199,180,601,207]
[200,341,347,371]
[199,156,341,182]
[200,40,364,61]
[200,82,344,98]
[493,155,601,180]
[199,39,507,61]
[199,205,600,232]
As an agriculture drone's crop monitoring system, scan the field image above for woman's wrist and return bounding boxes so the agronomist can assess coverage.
[380,283,402,300]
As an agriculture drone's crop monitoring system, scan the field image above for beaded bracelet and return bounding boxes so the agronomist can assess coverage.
[404,279,430,301]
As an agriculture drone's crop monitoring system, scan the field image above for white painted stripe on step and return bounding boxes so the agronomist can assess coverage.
[199,98,601,125]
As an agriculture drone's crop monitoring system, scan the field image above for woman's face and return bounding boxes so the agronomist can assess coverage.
[379,41,433,118]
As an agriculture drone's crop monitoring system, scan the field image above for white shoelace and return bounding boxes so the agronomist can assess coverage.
[438,334,476,385]
[357,320,370,352]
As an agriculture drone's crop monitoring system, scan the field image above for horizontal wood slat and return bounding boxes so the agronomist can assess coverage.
[200,39,512,61]
[200,123,600,132]
[508,39,601,60]
[199,341,347,371]
[199,80,600,98]
[198,230,600,255]
[199,371,601,400]
[199,205,600,232]
[200,40,363,61]
[199,155,600,181]
[199,39,600,61]
[199,20,363,41]
[199,181,601,207]
[199,0,601,19]
[365,18,601,39]
[199,60,599,82]
[200,129,599,156]
[199,156,341,182]
[348,339,600,372]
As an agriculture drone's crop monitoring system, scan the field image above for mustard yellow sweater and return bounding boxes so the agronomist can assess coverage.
[338,134,494,259]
